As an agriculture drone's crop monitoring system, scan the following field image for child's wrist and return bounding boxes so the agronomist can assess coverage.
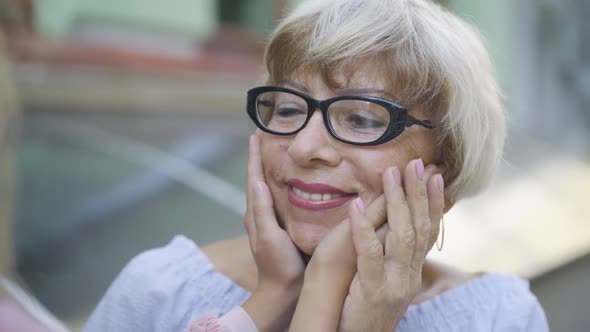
[259,276,302,298]
[242,285,299,332]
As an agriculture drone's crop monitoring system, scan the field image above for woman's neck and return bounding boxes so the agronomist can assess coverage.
[202,235,479,302]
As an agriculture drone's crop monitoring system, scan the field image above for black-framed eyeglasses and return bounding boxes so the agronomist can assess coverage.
[247,86,433,146]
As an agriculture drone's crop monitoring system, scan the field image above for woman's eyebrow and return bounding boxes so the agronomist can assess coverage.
[339,88,398,100]
[282,80,310,93]
[280,81,398,100]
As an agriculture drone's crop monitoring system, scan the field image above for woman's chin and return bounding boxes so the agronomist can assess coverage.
[285,222,330,256]
[294,240,318,256]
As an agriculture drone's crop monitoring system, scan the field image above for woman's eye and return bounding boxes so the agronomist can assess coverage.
[346,113,386,129]
[258,99,273,108]
[275,105,306,117]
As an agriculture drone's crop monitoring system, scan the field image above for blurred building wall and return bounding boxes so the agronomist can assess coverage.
[35,0,217,40]
[0,35,17,277]
[512,0,590,151]
[219,0,274,32]
[531,254,590,332]
[449,0,513,93]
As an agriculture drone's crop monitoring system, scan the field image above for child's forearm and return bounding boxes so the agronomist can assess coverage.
[288,269,349,332]
[186,286,298,332]
[242,284,300,332]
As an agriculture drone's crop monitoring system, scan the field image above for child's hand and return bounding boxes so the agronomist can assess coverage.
[242,134,305,332]
[288,195,388,332]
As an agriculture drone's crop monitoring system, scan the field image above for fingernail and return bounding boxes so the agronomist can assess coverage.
[391,167,401,185]
[354,197,366,215]
[415,159,424,181]
[436,174,444,192]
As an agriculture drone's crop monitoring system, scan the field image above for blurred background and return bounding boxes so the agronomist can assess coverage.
[0,0,589,331]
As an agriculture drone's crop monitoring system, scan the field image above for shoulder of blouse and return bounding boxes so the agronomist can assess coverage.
[83,235,251,332]
[397,273,549,332]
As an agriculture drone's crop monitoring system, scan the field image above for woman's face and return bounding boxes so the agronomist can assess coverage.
[259,64,438,255]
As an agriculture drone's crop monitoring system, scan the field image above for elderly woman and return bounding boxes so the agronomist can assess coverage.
[84,0,548,331]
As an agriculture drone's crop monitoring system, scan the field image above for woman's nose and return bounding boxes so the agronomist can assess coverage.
[287,112,342,167]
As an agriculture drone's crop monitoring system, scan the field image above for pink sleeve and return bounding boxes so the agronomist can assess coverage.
[185,306,258,332]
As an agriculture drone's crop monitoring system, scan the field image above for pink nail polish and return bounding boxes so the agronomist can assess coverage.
[391,167,401,185]
[354,197,366,215]
[415,159,424,181]
[436,174,444,192]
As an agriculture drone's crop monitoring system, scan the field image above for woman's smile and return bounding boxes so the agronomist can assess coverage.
[287,179,357,211]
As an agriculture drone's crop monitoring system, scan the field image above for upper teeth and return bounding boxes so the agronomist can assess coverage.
[292,187,346,201]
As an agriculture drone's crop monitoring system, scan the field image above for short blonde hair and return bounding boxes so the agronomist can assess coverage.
[264,0,506,201]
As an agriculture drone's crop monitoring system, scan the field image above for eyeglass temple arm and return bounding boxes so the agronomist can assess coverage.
[405,116,434,129]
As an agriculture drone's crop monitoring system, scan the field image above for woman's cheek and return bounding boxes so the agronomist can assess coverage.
[351,161,384,201]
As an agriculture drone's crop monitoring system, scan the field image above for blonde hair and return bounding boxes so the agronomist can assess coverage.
[264,0,506,201]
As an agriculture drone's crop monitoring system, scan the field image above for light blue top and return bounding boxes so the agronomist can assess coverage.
[84,235,549,332]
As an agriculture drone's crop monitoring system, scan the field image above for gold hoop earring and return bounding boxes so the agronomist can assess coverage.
[436,216,445,251]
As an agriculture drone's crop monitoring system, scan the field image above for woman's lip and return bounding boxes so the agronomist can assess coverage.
[287,179,351,194]
[288,187,356,211]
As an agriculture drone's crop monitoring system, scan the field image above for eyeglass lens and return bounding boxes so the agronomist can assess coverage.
[255,91,392,143]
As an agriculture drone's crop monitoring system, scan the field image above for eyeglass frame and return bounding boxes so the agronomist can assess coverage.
[246,86,434,146]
